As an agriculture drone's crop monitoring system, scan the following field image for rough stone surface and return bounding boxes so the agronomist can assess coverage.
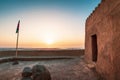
[12,61,19,65]
[21,77,32,80]
[85,0,120,80]
[32,65,51,80]
[0,57,100,80]
[22,67,32,77]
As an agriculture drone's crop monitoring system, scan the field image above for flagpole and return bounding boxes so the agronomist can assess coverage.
[15,20,20,58]
[16,31,19,58]
[13,20,20,65]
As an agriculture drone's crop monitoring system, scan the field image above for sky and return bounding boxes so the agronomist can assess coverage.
[0,0,101,49]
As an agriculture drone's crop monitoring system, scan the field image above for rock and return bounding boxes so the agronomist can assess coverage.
[32,65,51,80]
[12,61,19,65]
[21,77,32,80]
[22,67,32,77]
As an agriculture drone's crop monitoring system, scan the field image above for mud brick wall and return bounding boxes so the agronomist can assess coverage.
[85,0,120,80]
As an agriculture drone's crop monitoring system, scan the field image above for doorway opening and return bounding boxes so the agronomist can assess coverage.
[91,34,98,62]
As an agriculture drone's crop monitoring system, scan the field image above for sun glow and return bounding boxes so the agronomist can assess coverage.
[43,33,55,45]
[45,38,54,45]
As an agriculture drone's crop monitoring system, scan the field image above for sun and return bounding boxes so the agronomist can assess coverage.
[45,38,54,45]
[43,33,55,45]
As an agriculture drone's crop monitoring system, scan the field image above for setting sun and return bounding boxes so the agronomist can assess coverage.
[45,38,54,45]
[42,33,55,45]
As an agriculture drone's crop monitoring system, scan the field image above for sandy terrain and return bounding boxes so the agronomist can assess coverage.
[0,56,99,80]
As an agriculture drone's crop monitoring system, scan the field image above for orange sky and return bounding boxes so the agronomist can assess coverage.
[0,0,101,49]
[0,10,85,48]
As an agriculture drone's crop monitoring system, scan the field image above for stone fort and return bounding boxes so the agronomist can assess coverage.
[85,0,120,80]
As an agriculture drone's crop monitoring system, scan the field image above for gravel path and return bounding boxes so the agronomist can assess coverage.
[0,56,99,80]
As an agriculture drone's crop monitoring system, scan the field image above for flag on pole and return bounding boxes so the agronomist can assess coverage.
[16,20,20,33]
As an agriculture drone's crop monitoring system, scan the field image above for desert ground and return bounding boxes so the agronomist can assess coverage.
[0,50,99,80]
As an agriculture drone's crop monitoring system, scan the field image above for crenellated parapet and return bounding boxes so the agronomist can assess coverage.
[86,0,104,24]
[86,1,101,21]
[86,0,120,28]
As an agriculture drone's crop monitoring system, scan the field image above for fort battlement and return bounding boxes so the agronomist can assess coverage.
[86,0,107,24]
[86,0,103,21]
[86,0,120,28]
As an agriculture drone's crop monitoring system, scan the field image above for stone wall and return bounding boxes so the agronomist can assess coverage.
[85,0,120,80]
[0,50,84,57]
[111,8,120,80]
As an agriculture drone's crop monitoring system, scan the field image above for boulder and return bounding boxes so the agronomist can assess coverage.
[22,67,32,77]
[32,65,51,80]
[12,61,19,65]
[21,77,32,80]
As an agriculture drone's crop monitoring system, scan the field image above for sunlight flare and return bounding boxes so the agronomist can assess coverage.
[45,38,54,45]
[43,33,55,45]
